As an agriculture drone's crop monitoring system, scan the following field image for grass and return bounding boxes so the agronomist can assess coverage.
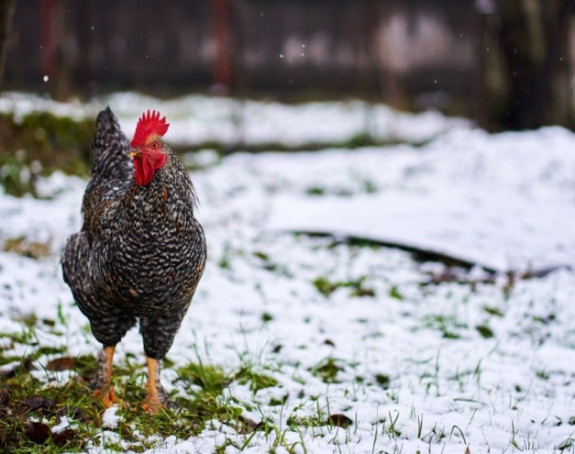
[0,369,101,451]
[0,346,253,452]
[312,276,375,298]
[309,357,345,384]
[0,112,93,196]
[0,315,316,453]
[0,309,373,453]
[0,286,570,453]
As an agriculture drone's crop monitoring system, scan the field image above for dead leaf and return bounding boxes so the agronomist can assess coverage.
[237,415,262,433]
[53,428,77,446]
[46,357,76,371]
[326,413,353,428]
[24,421,51,444]
[23,395,55,411]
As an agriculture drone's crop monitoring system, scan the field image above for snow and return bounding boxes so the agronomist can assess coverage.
[0,91,469,148]
[265,127,575,272]
[1,93,575,453]
[102,407,119,429]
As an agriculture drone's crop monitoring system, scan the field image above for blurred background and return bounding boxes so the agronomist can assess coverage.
[0,0,574,196]
[1,0,574,132]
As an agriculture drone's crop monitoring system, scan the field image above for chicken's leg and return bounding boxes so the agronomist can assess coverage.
[142,356,171,414]
[91,346,120,408]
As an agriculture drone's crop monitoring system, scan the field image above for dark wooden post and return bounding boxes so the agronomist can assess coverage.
[40,0,56,83]
[0,0,16,87]
[40,0,71,100]
[211,0,233,92]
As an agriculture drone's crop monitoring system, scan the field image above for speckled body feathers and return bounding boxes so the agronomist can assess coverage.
[62,108,206,359]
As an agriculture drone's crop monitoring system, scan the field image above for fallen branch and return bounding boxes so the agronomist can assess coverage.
[288,230,568,279]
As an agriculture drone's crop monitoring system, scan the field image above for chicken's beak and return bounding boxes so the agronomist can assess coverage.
[129,150,142,158]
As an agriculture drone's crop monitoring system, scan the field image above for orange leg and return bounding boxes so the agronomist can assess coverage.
[142,357,164,414]
[92,346,120,408]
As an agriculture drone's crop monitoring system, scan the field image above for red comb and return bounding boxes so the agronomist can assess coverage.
[130,110,170,148]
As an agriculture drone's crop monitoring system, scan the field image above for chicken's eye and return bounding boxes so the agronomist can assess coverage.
[152,142,159,149]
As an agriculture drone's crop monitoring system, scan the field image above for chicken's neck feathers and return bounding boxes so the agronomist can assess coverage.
[116,153,197,234]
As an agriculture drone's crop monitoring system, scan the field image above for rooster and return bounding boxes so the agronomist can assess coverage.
[62,108,206,413]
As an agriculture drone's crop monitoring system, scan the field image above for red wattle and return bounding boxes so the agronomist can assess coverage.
[133,150,167,186]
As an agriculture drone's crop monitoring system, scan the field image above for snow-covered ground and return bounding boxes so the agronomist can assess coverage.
[265,127,575,272]
[1,93,575,453]
[0,91,469,147]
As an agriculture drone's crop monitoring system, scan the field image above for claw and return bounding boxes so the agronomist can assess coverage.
[93,385,122,408]
[141,397,163,414]
[91,346,119,408]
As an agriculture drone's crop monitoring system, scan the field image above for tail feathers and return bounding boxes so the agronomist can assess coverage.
[90,107,133,180]
[92,107,126,151]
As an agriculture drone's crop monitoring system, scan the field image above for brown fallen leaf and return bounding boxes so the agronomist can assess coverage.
[53,428,77,446]
[24,421,51,444]
[237,415,263,433]
[326,413,353,428]
[23,395,55,411]
[46,357,76,371]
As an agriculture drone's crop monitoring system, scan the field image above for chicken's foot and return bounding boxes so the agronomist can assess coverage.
[91,346,120,408]
[142,356,172,414]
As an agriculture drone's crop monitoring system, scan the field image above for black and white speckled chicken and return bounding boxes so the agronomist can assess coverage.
[62,108,206,413]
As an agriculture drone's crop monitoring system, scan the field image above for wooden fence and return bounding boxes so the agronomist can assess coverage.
[4,0,575,129]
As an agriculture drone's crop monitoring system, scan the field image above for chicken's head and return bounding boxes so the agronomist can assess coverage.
[129,110,170,186]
